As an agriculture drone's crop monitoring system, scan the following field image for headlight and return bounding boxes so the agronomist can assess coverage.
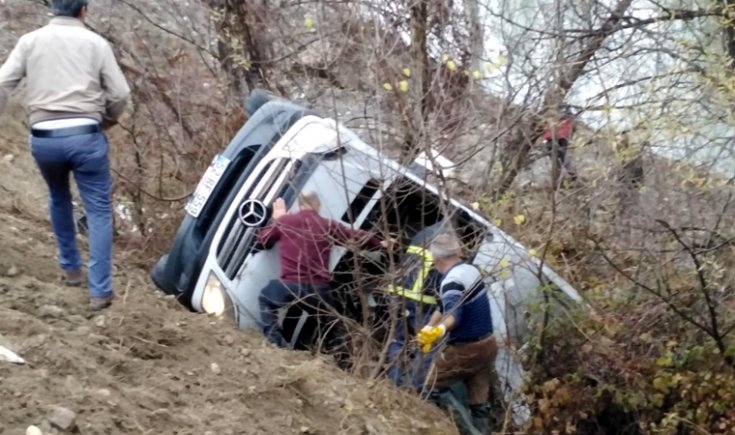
[201,272,234,318]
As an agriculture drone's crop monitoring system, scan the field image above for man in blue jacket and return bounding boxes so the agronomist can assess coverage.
[417,233,497,434]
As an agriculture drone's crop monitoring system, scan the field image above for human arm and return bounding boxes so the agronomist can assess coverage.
[433,313,457,332]
[416,280,463,352]
[257,223,281,249]
[0,38,27,116]
[257,221,282,249]
[99,42,130,126]
[426,310,442,327]
[256,198,289,249]
[328,220,384,250]
[423,294,460,332]
[439,281,465,329]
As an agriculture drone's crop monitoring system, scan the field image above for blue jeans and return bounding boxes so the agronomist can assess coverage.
[387,299,435,388]
[258,280,328,347]
[30,132,113,299]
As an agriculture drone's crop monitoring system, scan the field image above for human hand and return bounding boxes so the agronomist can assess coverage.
[416,324,446,353]
[272,198,288,220]
[379,237,398,250]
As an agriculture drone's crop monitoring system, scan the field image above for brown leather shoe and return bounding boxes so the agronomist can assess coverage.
[65,269,83,287]
[90,293,115,311]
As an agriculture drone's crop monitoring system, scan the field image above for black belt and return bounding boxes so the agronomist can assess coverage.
[31,123,101,138]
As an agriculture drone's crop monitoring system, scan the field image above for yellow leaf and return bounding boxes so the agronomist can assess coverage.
[472,70,482,80]
[651,393,664,407]
[656,355,673,367]
[499,258,510,268]
[402,68,411,78]
[447,60,457,72]
[382,82,393,91]
[652,377,670,392]
[671,373,683,386]
[500,270,511,280]
[529,249,538,257]
[398,80,409,93]
[514,214,526,225]
[493,218,502,226]
[304,16,314,29]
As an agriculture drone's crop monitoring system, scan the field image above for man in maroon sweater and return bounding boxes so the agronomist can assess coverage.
[257,191,390,347]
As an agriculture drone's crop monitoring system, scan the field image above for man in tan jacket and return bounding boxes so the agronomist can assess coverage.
[0,0,130,310]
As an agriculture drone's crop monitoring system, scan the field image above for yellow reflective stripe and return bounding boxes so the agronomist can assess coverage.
[406,245,433,259]
[385,285,438,305]
[416,256,435,293]
[385,245,438,304]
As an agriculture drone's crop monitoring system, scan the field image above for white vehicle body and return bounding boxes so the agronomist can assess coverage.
[183,113,582,424]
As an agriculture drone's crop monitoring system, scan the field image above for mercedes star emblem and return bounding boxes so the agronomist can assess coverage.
[238,199,268,227]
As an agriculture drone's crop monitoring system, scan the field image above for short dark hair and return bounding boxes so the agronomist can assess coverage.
[52,0,89,17]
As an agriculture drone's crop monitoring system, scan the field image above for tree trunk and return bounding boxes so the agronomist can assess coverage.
[721,0,735,69]
[209,0,274,98]
[463,0,484,74]
[402,0,430,162]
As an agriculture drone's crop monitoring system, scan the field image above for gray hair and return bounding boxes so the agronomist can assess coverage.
[298,191,321,209]
[429,233,462,259]
[52,0,88,17]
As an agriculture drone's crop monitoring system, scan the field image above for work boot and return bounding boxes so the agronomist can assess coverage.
[469,403,492,435]
[65,269,83,287]
[90,293,115,311]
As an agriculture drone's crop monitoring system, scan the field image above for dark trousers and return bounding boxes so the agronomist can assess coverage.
[258,280,328,347]
[30,132,113,298]
[387,299,435,387]
[546,138,577,182]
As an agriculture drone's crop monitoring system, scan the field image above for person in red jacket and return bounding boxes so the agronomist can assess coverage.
[257,191,392,347]
[542,107,577,184]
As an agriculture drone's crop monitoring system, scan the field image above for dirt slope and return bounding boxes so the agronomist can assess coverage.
[0,133,455,435]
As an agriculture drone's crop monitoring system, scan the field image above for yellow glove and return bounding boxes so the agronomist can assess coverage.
[416,325,446,353]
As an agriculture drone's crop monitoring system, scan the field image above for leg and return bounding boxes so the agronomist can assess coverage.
[557,138,576,182]
[30,137,82,274]
[312,285,351,368]
[407,301,435,388]
[311,285,339,341]
[70,133,113,299]
[387,300,409,385]
[424,344,473,393]
[258,280,296,347]
[425,345,483,435]
[424,338,498,432]
[466,337,499,435]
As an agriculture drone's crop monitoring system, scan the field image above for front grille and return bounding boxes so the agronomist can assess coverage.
[217,218,257,280]
[215,158,294,280]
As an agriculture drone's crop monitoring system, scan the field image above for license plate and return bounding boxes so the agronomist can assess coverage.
[186,154,231,218]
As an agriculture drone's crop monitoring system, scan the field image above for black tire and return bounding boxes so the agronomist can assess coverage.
[245,89,282,117]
